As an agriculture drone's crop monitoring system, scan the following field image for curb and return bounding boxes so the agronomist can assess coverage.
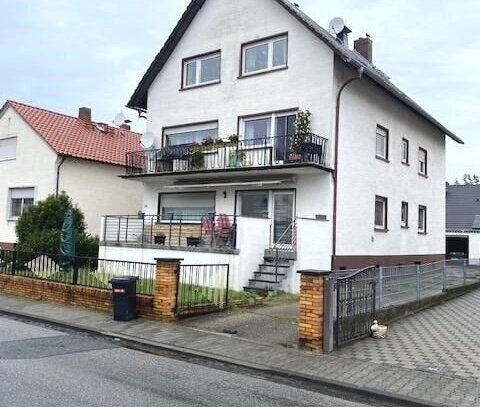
[0,307,441,407]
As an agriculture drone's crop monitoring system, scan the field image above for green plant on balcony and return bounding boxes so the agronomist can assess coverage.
[189,143,204,168]
[201,137,216,148]
[227,134,239,144]
[291,110,312,160]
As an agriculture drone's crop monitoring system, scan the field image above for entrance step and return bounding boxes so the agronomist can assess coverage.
[253,271,287,282]
[264,249,296,261]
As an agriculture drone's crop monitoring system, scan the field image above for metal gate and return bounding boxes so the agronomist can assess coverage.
[335,266,377,347]
[176,264,229,318]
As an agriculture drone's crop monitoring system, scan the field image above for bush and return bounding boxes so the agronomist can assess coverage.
[15,192,99,257]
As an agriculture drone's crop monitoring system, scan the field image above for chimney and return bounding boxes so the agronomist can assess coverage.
[354,35,373,63]
[78,107,92,123]
[120,124,131,131]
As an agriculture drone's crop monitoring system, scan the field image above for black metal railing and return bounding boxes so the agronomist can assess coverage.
[103,214,237,250]
[335,266,377,347]
[0,249,155,295]
[176,264,229,318]
[126,134,328,175]
[270,219,297,282]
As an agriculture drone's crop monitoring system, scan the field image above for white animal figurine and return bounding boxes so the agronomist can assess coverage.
[371,320,388,339]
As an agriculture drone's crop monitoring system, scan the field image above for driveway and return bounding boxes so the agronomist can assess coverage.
[335,290,480,382]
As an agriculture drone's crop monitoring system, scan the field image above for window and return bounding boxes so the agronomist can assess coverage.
[401,201,409,228]
[418,205,427,233]
[0,137,17,161]
[376,126,388,160]
[240,111,296,147]
[242,35,287,76]
[183,52,221,88]
[401,138,409,164]
[418,148,428,176]
[159,192,215,221]
[164,122,218,146]
[374,196,388,230]
[9,187,34,218]
[240,191,269,218]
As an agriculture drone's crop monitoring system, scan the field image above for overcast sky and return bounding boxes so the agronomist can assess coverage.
[1,0,478,182]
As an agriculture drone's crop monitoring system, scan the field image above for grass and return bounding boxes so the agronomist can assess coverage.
[264,290,299,303]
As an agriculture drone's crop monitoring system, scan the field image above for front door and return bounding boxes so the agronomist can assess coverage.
[272,191,295,246]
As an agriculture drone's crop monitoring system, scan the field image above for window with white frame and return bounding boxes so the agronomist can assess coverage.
[9,187,34,218]
[401,138,409,164]
[183,52,221,88]
[418,148,428,176]
[159,192,215,221]
[418,205,427,233]
[240,111,296,147]
[401,201,409,228]
[164,122,218,146]
[375,195,388,230]
[375,126,388,160]
[0,137,17,161]
[242,35,287,75]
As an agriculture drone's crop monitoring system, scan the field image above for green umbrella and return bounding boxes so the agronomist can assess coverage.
[59,210,76,271]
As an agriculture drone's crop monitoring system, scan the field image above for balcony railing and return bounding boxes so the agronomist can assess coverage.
[103,214,237,250]
[126,134,328,175]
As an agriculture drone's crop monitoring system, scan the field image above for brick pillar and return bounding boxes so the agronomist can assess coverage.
[153,258,182,321]
[297,270,330,351]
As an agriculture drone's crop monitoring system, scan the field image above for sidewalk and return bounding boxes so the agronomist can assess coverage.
[0,293,478,407]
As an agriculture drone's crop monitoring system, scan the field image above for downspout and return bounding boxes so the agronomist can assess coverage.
[56,156,66,197]
[331,65,364,269]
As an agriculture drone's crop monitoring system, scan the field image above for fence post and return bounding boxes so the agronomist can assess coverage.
[463,259,467,286]
[72,257,79,285]
[416,264,421,301]
[378,267,384,309]
[323,276,336,353]
[442,261,447,292]
[11,250,17,276]
[297,270,330,352]
[153,258,182,321]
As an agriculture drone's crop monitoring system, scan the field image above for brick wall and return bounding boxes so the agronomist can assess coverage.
[0,273,154,317]
[0,242,16,251]
[298,271,329,351]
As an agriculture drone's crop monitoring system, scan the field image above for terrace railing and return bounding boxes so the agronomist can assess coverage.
[126,134,328,175]
[103,214,237,250]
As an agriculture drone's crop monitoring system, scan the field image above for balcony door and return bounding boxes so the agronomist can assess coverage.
[275,114,295,162]
[272,191,295,247]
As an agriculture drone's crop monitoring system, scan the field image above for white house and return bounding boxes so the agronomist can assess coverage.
[99,0,462,293]
[446,184,480,259]
[0,100,143,249]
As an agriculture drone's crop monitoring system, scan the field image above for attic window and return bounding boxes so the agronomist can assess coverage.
[241,34,288,76]
[182,51,221,89]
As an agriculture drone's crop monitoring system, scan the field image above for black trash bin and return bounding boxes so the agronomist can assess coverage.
[110,276,138,321]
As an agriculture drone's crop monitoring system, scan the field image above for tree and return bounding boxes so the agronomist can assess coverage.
[460,173,480,185]
[15,192,99,257]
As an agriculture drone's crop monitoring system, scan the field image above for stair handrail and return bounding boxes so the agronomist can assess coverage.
[271,218,297,252]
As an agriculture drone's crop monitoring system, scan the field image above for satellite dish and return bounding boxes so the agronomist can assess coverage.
[329,17,345,35]
[113,112,126,127]
[140,132,155,149]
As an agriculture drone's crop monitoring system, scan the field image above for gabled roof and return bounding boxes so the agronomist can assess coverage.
[127,0,462,144]
[2,100,141,166]
[446,185,480,231]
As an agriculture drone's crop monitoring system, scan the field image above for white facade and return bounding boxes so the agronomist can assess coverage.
[106,0,456,292]
[0,105,143,243]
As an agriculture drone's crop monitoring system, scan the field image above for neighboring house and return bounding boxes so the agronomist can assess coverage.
[99,0,462,293]
[0,100,143,249]
[446,184,480,259]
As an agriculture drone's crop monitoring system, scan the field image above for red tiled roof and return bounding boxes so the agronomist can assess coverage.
[5,100,141,166]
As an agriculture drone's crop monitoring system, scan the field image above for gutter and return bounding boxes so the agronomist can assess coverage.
[331,66,364,269]
[56,156,66,197]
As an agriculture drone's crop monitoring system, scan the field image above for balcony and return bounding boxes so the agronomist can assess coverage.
[125,134,328,176]
[102,214,237,252]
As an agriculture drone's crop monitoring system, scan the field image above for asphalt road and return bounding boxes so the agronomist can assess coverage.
[0,316,378,407]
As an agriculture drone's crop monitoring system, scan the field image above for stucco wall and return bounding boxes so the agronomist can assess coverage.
[447,232,480,259]
[0,107,58,243]
[60,158,143,237]
[146,0,335,162]
[336,77,446,258]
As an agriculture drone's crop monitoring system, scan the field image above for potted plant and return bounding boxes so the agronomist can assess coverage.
[290,110,312,162]
[201,137,216,148]
[186,236,201,247]
[189,143,204,168]
[154,233,166,245]
[227,134,239,144]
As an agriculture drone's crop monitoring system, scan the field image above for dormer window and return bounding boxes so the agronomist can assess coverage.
[182,51,221,89]
[241,34,288,76]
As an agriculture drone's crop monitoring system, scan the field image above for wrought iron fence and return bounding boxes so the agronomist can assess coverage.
[126,134,328,175]
[103,214,237,250]
[176,264,229,318]
[0,249,155,295]
[335,266,377,347]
